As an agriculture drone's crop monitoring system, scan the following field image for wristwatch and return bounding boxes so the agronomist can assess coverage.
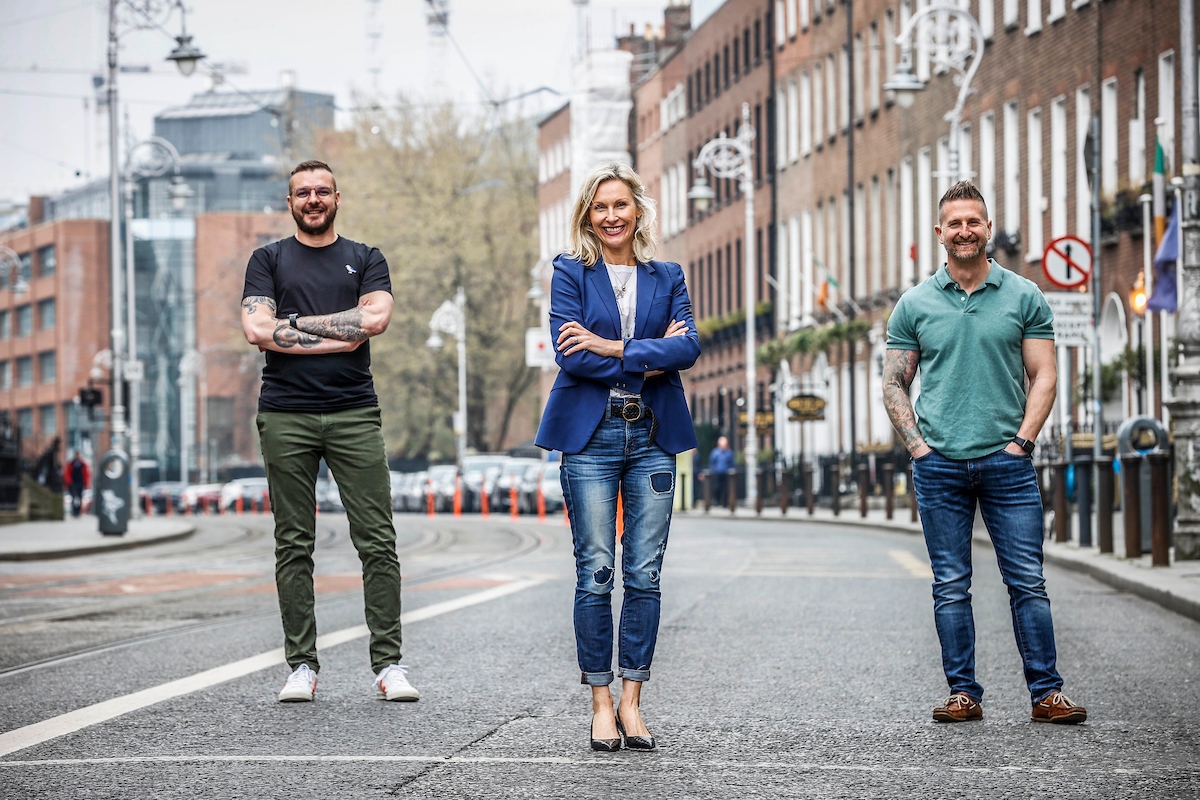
[1012,436,1036,454]
[288,313,299,329]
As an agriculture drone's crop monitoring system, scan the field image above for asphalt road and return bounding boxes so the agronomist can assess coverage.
[0,511,1197,799]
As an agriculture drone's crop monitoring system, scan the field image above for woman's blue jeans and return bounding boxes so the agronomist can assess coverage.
[561,404,676,687]
[912,448,1064,705]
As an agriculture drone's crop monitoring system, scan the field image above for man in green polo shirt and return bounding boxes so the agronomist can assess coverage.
[883,181,1087,725]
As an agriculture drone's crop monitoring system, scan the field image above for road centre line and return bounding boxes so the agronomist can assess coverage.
[0,579,542,759]
[0,754,1161,777]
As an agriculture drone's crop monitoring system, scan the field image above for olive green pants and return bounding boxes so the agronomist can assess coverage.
[257,407,401,675]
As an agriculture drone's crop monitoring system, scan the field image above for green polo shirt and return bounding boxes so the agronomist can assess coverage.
[886,260,1055,460]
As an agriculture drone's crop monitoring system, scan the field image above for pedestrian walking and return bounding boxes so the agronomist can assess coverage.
[535,161,700,751]
[63,450,89,518]
[705,435,735,507]
[241,159,417,704]
[882,180,1086,724]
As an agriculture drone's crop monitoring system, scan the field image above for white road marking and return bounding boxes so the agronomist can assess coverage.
[0,755,1158,777]
[0,579,541,758]
[888,549,934,579]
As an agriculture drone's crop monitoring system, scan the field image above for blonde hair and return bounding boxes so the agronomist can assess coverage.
[568,161,659,267]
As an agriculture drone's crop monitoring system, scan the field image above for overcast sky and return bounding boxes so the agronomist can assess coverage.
[0,0,722,205]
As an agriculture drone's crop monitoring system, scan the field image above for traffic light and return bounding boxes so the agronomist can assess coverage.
[1130,272,1148,316]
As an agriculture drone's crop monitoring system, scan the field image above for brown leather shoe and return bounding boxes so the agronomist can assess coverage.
[932,692,983,722]
[1031,691,1087,724]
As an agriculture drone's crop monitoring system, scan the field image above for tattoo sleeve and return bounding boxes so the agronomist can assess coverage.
[242,295,277,316]
[881,349,927,454]
[295,307,369,342]
[272,324,324,349]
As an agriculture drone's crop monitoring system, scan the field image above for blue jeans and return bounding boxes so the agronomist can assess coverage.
[912,448,1063,705]
[561,403,676,686]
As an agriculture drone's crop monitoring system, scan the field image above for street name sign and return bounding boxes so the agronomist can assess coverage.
[1042,235,1092,289]
[1043,291,1093,347]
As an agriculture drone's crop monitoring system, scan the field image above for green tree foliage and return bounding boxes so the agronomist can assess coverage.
[320,100,539,460]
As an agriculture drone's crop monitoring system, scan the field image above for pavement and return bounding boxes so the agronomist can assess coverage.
[0,516,195,561]
[1,500,1196,627]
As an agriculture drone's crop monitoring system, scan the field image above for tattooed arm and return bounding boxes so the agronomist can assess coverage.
[882,348,931,458]
[292,290,394,342]
[241,296,363,354]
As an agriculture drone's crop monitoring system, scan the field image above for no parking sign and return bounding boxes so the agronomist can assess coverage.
[1041,235,1092,289]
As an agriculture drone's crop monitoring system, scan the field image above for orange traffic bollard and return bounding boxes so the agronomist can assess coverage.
[263,491,271,514]
[481,488,489,518]
[165,496,172,516]
[427,485,435,517]
[145,495,152,516]
[510,486,519,519]
[616,491,624,540]
[454,476,463,517]
[537,486,546,523]
[236,495,244,515]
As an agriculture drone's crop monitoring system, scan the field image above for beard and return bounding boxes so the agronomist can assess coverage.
[944,237,986,262]
[292,201,338,236]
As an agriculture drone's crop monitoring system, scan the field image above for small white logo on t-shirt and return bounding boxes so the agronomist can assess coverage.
[345,264,356,274]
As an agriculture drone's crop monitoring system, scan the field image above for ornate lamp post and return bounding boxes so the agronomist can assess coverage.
[688,102,759,506]
[427,286,467,464]
[883,0,986,184]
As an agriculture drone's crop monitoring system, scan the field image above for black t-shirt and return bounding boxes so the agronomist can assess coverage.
[242,236,392,412]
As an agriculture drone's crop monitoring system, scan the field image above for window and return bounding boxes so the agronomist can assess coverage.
[39,404,56,437]
[17,408,32,440]
[777,87,789,169]
[813,62,825,147]
[839,48,850,131]
[37,298,54,331]
[800,71,813,155]
[801,209,814,319]
[787,79,799,163]
[18,253,31,285]
[1027,107,1044,259]
[1101,78,1118,194]
[16,305,31,338]
[1004,0,1019,28]
[854,182,866,297]
[868,24,881,113]
[980,0,995,39]
[1004,101,1021,236]
[713,54,721,98]
[980,112,997,221]
[853,32,865,122]
[884,10,896,105]
[0,361,8,390]
[960,123,972,186]
[724,45,731,88]
[787,214,801,328]
[786,0,797,37]
[917,147,933,279]
[776,0,787,46]
[1130,69,1146,185]
[900,156,915,286]
[38,351,56,384]
[1077,87,1092,238]
[1048,0,1065,21]
[1159,52,1175,171]
[37,244,55,278]
[1051,97,1068,238]
[732,39,740,80]
[16,356,32,387]
[0,310,8,341]
[776,225,789,330]
[800,0,810,31]
[1026,0,1042,34]
[826,54,838,139]
[885,168,898,290]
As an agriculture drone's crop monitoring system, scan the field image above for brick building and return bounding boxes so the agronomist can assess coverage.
[623,0,1185,472]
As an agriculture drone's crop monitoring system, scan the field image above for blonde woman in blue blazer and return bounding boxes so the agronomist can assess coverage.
[535,162,700,752]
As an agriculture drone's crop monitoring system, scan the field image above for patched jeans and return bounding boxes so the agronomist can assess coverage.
[561,404,676,686]
[912,448,1063,705]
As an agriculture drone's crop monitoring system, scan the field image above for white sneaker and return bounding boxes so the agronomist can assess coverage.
[374,663,419,702]
[278,663,317,702]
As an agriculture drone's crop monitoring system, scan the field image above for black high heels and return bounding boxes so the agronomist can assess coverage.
[590,711,621,752]
[616,709,656,750]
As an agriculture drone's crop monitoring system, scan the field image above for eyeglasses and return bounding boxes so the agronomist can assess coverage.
[292,187,334,199]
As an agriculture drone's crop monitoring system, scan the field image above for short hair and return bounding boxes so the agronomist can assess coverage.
[568,161,658,267]
[289,160,336,194]
[938,180,987,223]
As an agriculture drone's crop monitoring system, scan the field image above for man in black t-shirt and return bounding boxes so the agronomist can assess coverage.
[242,159,417,704]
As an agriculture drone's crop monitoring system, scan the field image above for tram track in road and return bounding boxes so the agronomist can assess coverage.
[0,521,548,680]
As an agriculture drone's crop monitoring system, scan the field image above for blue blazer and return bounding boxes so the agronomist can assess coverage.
[535,254,701,455]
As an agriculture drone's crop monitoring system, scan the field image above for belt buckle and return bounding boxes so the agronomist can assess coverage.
[620,401,644,422]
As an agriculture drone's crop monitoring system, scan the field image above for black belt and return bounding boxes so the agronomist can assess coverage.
[610,397,647,422]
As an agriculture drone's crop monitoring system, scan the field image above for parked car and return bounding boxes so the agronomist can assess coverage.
[181,483,224,514]
[324,475,345,513]
[539,463,564,512]
[390,471,405,512]
[140,481,188,514]
[460,455,509,512]
[427,464,458,512]
[516,462,544,513]
[221,477,270,511]
[489,458,541,512]
[400,471,428,512]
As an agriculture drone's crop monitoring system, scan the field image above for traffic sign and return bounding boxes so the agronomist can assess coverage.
[1042,235,1092,289]
[525,328,556,368]
[1043,292,1093,347]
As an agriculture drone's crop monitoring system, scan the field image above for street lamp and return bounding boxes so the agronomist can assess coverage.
[123,136,191,508]
[884,0,985,183]
[427,286,467,464]
[688,102,760,506]
[103,0,204,505]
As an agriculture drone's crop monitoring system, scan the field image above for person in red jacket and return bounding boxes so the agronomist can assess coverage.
[63,451,90,518]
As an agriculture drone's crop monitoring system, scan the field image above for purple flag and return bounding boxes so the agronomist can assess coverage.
[1147,204,1178,313]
